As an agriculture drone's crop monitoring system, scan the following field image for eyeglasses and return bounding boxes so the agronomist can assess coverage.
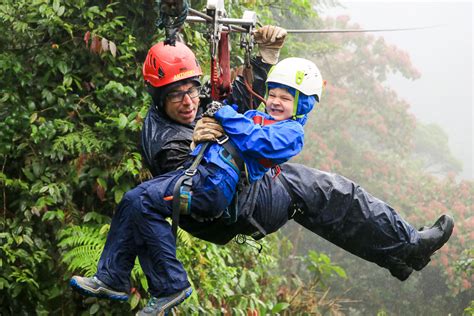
[166,86,201,103]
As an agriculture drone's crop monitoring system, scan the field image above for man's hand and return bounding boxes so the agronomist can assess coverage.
[193,117,225,144]
[253,25,287,65]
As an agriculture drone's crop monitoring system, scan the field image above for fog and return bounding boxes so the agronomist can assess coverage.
[322,1,473,179]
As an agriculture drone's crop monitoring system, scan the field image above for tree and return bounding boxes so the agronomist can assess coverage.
[283,12,473,315]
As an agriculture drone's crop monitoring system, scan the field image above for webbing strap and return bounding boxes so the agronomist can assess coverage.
[219,135,249,188]
[221,141,244,172]
[171,143,209,238]
[211,32,231,100]
[252,115,277,126]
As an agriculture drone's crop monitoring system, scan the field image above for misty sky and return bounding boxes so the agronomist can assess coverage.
[322,1,473,179]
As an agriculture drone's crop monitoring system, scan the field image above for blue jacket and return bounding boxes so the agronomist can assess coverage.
[192,105,305,186]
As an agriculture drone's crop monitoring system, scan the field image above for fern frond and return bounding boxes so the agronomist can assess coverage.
[52,127,106,157]
[58,225,106,276]
[131,259,148,291]
[177,228,193,246]
[63,245,103,276]
[58,225,106,248]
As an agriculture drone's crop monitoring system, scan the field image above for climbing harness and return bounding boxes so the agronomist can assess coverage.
[170,135,246,238]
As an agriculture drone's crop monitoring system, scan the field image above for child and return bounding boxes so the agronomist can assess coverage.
[70,57,323,315]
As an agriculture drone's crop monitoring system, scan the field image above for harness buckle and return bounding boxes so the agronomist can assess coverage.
[217,135,229,144]
[185,169,197,177]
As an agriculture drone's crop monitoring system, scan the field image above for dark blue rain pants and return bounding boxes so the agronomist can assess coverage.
[252,163,420,270]
[244,163,420,269]
[281,163,419,270]
[95,163,237,298]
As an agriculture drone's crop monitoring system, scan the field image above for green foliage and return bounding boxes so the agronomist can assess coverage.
[305,250,347,282]
[464,300,474,316]
[456,249,474,276]
[0,219,49,301]
[0,0,153,313]
[58,224,108,277]
[273,244,349,315]
[413,122,463,175]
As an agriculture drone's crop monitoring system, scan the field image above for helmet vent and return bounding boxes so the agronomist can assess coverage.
[158,67,165,79]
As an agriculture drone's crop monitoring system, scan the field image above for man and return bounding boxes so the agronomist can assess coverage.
[140,25,454,283]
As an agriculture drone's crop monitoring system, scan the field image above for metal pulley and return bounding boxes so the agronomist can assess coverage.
[185,0,257,101]
[155,0,189,45]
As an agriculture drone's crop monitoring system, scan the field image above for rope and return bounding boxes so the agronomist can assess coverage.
[156,0,189,45]
[243,78,266,109]
[234,234,263,253]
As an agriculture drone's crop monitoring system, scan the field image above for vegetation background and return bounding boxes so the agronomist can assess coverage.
[0,0,472,315]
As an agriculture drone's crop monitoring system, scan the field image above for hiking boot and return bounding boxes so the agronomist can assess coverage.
[407,214,455,271]
[136,286,193,316]
[70,276,129,301]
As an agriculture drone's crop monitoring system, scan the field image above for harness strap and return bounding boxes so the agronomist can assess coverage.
[218,135,248,224]
[171,143,209,238]
[219,136,245,178]
[252,115,277,126]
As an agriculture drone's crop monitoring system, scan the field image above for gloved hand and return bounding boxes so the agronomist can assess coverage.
[253,25,287,65]
[193,117,225,144]
[203,101,225,118]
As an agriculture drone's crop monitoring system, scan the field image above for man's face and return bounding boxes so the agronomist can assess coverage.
[164,82,200,124]
[265,88,295,121]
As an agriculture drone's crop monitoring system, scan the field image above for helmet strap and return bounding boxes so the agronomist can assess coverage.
[292,90,300,120]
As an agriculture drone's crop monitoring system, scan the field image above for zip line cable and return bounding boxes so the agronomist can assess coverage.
[286,25,442,34]
[187,7,441,34]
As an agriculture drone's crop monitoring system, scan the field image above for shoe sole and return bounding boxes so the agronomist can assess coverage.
[162,287,193,316]
[70,278,129,301]
[410,215,455,271]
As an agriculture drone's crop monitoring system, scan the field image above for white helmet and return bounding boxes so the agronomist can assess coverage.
[266,57,323,101]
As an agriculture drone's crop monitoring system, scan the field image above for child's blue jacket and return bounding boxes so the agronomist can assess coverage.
[192,105,305,191]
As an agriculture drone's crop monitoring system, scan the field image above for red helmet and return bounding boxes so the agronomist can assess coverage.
[143,41,202,88]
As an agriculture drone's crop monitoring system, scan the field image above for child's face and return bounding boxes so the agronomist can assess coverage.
[265,88,295,121]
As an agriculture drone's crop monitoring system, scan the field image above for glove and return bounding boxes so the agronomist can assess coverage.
[253,25,287,65]
[203,101,225,118]
[193,117,225,144]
